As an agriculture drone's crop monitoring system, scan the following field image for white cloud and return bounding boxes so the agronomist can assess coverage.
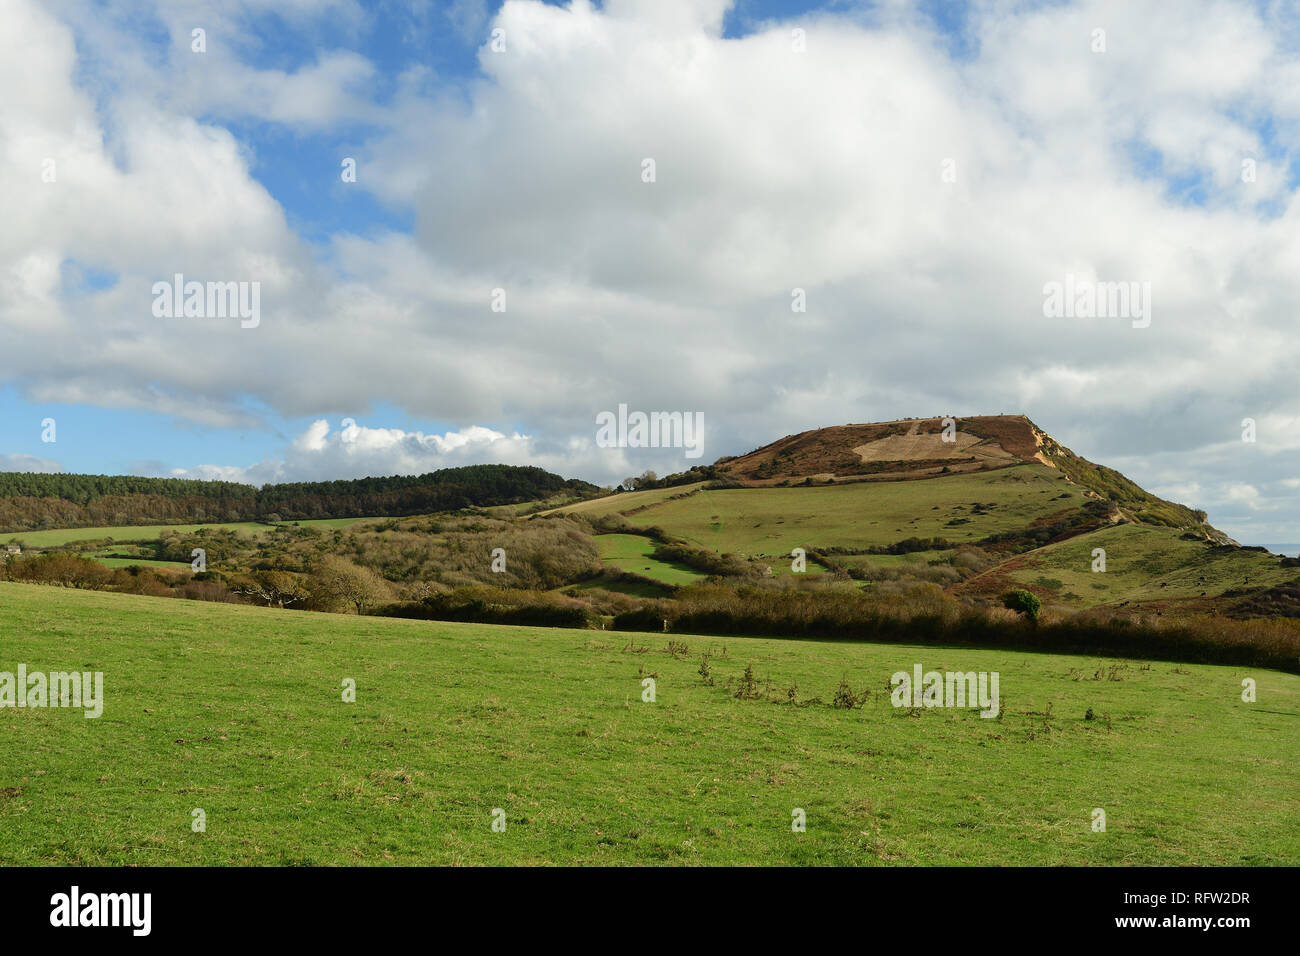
[1225,482,1266,510]
[3,0,1300,540]
[0,454,63,474]
[174,418,639,487]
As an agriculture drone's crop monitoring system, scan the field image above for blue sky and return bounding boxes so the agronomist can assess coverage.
[6,0,877,475]
[3,0,1300,543]
[5,0,975,478]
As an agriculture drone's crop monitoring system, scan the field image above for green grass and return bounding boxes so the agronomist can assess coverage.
[287,518,380,531]
[592,466,1083,556]
[4,517,377,550]
[545,483,706,518]
[1007,525,1297,609]
[484,492,604,517]
[594,534,705,586]
[836,551,949,569]
[0,581,1295,865]
[80,547,193,571]
[763,553,831,576]
[559,574,669,599]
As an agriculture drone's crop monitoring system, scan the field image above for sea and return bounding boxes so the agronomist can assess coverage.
[1256,544,1300,557]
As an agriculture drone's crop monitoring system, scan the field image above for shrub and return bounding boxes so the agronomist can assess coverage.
[733,664,760,700]
[2,552,113,590]
[832,677,868,709]
[310,555,392,614]
[650,540,752,577]
[612,606,668,632]
[377,587,598,629]
[1001,589,1042,622]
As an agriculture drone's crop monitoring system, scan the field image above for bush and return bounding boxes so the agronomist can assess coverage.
[1,552,113,590]
[832,677,868,709]
[377,587,598,629]
[309,555,392,614]
[1001,589,1042,622]
[612,606,666,631]
[650,540,752,577]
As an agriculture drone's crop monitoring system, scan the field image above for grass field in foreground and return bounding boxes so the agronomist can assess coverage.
[0,581,1296,866]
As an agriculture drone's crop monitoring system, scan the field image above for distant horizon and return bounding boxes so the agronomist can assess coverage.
[1255,543,1300,557]
[0,433,1293,551]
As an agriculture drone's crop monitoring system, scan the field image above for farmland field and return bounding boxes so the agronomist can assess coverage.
[564,466,1088,556]
[3,517,378,550]
[1002,525,1296,609]
[1,581,1295,866]
[593,533,705,586]
[543,482,707,518]
[838,550,949,569]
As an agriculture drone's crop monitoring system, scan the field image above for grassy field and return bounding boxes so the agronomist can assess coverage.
[1003,525,1296,609]
[93,557,192,570]
[3,517,377,550]
[838,550,949,569]
[543,483,706,518]
[766,552,831,576]
[484,492,606,517]
[569,466,1086,556]
[594,534,705,586]
[559,574,668,599]
[1,581,1295,866]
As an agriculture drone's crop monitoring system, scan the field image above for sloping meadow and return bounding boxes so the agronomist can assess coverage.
[1,582,1296,865]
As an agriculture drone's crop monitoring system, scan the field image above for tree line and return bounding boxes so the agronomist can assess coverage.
[0,465,599,532]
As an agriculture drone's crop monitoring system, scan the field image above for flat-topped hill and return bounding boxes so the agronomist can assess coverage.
[716,415,1230,542]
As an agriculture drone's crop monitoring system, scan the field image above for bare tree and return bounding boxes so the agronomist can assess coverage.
[236,569,310,608]
[311,555,391,615]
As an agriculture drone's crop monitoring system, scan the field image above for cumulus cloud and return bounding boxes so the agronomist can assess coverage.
[0,454,63,474]
[173,419,636,487]
[2,0,1299,539]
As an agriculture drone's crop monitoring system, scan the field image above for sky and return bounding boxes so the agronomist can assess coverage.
[1,0,1299,544]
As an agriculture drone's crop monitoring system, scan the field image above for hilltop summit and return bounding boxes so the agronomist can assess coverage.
[716,415,1233,544]
[717,415,1042,482]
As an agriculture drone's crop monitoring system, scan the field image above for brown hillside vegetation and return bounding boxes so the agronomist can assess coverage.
[718,415,1044,484]
[717,414,1228,542]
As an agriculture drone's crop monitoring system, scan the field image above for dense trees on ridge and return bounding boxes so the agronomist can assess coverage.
[0,465,598,532]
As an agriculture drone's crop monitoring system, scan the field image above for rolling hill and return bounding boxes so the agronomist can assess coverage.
[557,415,1293,618]
[4,414,1295,624]
[3,414,1299,876]
[716,415,1227,536]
